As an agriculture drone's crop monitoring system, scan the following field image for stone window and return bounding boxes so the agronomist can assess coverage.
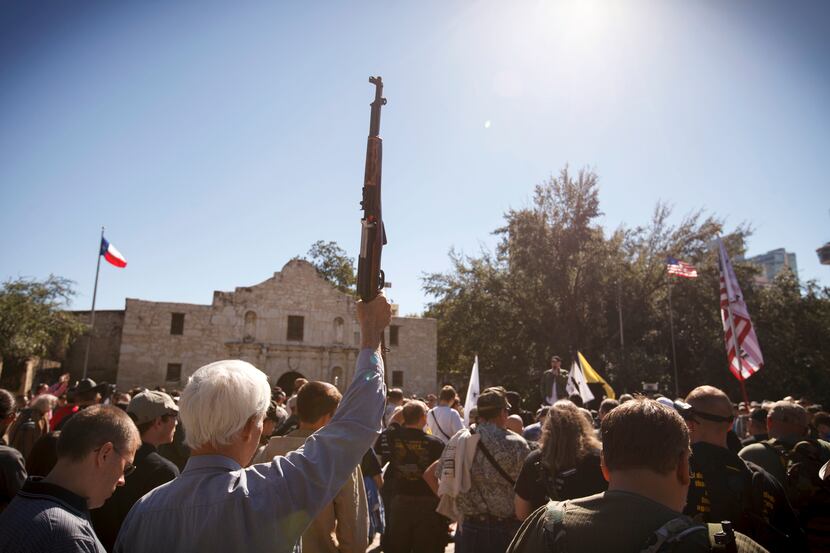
[354,331,360,346]
[166,363,182,382]
[287,315,304,342]
[170,313,185,335]
[333,317,344,344]
[244,311,257,342]
[389,325,400,346]
[392,370,403,387]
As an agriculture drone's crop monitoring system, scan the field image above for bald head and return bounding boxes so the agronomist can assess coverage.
[685,386,734,419]
[506,414,524,434]
[684,386,734,447]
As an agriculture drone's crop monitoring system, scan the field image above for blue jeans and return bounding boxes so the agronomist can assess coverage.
[457,519,521,553]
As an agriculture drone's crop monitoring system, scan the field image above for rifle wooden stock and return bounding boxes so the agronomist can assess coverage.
[357,76,388,303]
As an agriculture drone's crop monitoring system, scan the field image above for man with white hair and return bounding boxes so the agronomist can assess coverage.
[114,294,392,553]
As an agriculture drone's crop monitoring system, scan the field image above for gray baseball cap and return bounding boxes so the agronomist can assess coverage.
[128,390,178,426]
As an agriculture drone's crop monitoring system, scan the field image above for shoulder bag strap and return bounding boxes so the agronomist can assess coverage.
[476,434,516,486]
[429,410,451,440]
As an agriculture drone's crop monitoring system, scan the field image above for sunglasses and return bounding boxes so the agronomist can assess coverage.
[673,400,734,424]
[95,446,137,477]
[114,449,138,477]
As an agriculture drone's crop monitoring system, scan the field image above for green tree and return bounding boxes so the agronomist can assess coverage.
[421,165,809,406]
[425,167,613,401]
[302,240,357,294]
[608,204,754,399]
[0,275,85,391]
[750,271,830,403]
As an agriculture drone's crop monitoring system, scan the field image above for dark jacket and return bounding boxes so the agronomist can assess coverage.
[91,442,179,551]
[0,477,105,552]
[0,445,26,512]
[686,441,805,552]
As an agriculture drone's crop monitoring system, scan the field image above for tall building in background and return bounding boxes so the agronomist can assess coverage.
[744,248,798,285]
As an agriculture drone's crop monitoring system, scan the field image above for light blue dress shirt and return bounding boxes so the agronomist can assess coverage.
[114,349,385,553]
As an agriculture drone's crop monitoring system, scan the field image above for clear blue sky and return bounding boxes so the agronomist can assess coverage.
[2,0,828,316]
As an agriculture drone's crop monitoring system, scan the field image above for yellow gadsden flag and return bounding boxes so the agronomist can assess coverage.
[577,351,615,400]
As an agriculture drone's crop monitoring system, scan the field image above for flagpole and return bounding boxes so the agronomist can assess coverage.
[720,244,751,407]
[617,279,625,375]
[666,274,680,398]
[82,226,104,380]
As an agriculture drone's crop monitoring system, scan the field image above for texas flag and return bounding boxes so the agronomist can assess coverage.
[100,237,127,268]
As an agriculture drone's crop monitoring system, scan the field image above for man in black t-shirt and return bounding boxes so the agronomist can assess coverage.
[681,387,804,552]
[507,399,766,553]
[92,391,180,551]
[378,400,446,553]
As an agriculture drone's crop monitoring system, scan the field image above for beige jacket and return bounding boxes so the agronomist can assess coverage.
[254,429,369,553]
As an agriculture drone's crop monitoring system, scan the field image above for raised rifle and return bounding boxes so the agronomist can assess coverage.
[357,76,388,303]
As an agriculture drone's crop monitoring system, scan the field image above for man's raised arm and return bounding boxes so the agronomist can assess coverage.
[261,293,392,529]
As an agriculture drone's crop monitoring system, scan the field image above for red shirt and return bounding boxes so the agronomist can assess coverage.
[50,405,78,430]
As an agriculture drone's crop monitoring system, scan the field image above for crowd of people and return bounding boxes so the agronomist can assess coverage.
[0,296,829,552]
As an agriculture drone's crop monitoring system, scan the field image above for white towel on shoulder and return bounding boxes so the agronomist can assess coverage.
[435,427,479,523]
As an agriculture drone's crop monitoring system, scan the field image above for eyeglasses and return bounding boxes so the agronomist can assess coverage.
[114,449,137,477]
[95,446,137,477]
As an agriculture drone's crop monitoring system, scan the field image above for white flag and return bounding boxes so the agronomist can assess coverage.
[463,356,480,427]
[566,360,595,404]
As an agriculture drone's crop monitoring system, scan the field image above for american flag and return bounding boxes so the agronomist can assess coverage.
[718,239,763,381]
[666,257,698,278]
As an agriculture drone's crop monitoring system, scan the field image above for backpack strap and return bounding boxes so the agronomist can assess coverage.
[534,457,577,502]
[639,516,707,553]
[760,439,791,472]
[542,501,568,552]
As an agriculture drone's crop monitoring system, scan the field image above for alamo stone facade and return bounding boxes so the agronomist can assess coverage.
[65,260,437,395]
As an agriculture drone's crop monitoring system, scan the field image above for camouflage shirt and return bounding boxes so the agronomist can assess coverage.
[443,422,531,519]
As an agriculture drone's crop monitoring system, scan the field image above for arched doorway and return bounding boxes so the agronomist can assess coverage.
[277,371,307,395]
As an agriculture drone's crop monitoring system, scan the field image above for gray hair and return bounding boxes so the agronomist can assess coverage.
[30,394,58,415]
[769,401,808,428]
[180,360,271,449]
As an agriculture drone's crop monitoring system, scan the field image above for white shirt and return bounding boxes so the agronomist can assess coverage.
[426,405,464,444]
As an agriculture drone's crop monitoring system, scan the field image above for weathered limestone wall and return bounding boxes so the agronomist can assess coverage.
[114,260,438,395]
[63,310,125,384]
[116,299,218,390]
[385,317,438,395]
[209,260,362,390]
